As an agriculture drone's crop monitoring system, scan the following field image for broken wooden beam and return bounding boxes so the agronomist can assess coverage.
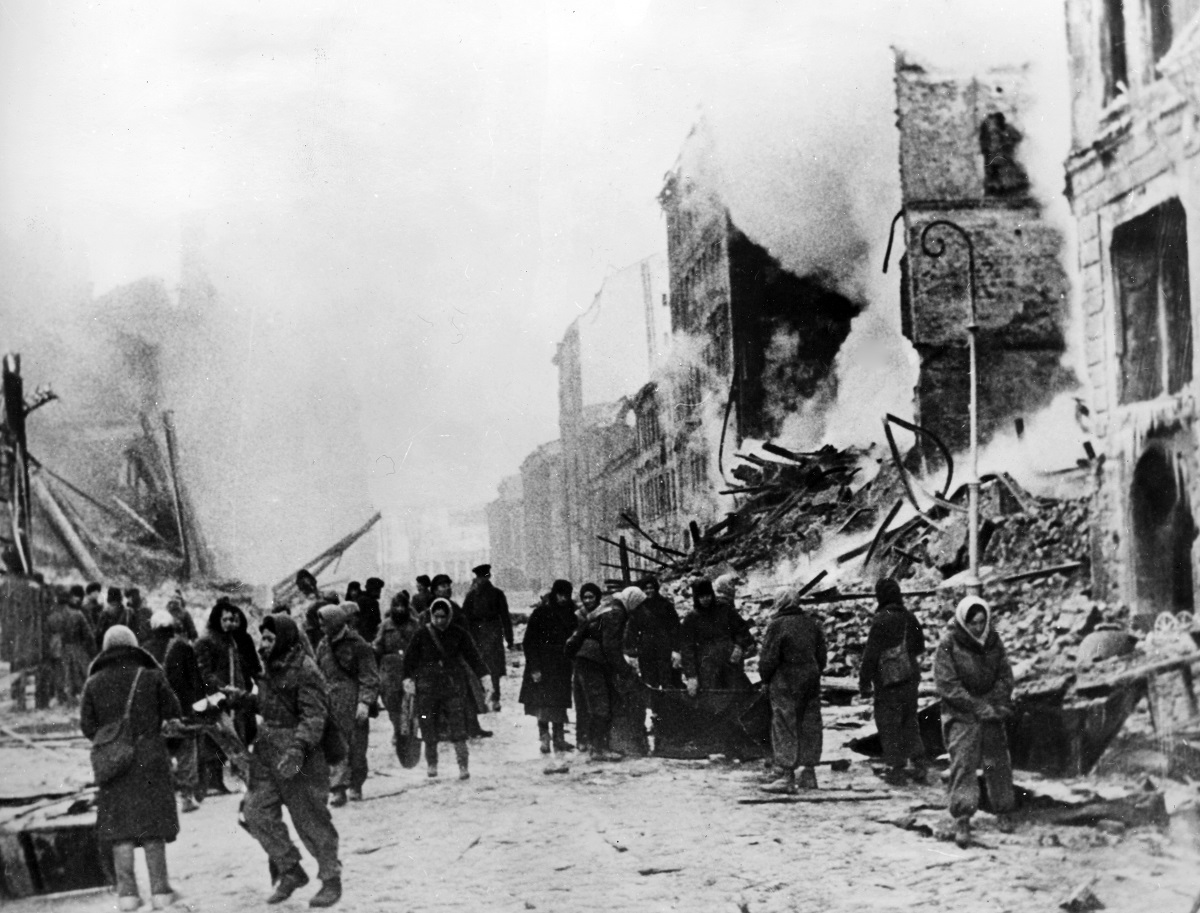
[596,535,673,569]
[1000,562,1084,584]
[111,495,173,547]
[619,512,688,558]
[273,511,383,601]
[762,441,816,464]
[29,474,103,580]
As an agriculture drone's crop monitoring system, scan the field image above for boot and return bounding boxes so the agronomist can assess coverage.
[539,724,552,755]
[954,817,971,849]
[308,878,342,908]
[179,794,199,814]
[427,764,438,779]
[118,898,142,912]
[329,788,348,808]
[151,892,176,910]
[908,761,929,784]
[552,723,574,752]
[454,741,469,779]
[347,788,363,802]
[760,771,797,794]
[881,767,908,787]
[797,766,818,790]
[267,864,309,904]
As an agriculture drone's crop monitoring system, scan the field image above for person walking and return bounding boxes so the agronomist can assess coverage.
[165,595,198,642]
[239,614,342,907]
[566,586,639,761]
[46,587,95,704]
[622,575,682,689]
[401,598,490,780]
[758,590,827,793]
[373,591,421,762]
[96,587,131,645]
[460,564,514,712]
[431,574,491,737]
[571,583,602,752]
[935,595,1016,849]
[859,577,927,785]
[80,626,181,911]
[680,579,756,694]
[519,580,578,756]
[356,578,384,643]
[315,604,380,806]
[411,575,434,621]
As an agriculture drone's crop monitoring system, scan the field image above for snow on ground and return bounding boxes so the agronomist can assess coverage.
[4,696,1200,913]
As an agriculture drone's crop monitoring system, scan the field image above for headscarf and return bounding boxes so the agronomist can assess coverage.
[429,597,453,622]
[579,582,602,603]
[875,577,903,609]
[260,614,301,661]
[713,573,741,598]
[150,610,176,631]
[954,595,991,645]
[617,586,646,615]
[102,625,137,651]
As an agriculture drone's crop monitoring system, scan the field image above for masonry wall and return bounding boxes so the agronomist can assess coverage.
[1064,0,1200,618]
[897,57,1075,457]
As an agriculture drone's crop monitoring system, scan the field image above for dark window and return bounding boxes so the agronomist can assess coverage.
[1112,198,1192,404]
[979,113,1030,197]
[1146,0,1173,70]
[1102,0,1128,103]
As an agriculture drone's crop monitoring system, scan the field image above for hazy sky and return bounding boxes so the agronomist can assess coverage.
[0,1,1073,535]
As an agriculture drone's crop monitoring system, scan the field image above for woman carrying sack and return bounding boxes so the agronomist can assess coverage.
[80,625,182,911]
[858,577,927,786]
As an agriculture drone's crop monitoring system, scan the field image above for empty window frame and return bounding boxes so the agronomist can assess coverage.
[1102,0,1129,103]
[1112,198,1193,405]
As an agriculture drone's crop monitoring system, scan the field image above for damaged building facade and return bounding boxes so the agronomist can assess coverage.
[1064,0,1200,624]
[895,56,1075,459]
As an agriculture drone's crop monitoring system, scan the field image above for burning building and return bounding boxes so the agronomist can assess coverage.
[1063,0,1200,624]
[894,55,1076,459]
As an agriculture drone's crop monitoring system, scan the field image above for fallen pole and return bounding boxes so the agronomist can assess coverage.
[597,535,673,569]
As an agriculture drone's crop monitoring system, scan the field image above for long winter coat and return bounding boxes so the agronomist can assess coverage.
[47,604,95,694]
[195,604,262,693]
[373,609,421,715]
[859,601,926,692]
[354,593,383,644]
[460,580,513,678]
[401,622,489,742]
[80,644,181,844]
[759,605,826,695]
[315,626,381,733]
[680,602,756,690]
[518,597,577,711]
[933,622,1014,725]
[622,593,681,688]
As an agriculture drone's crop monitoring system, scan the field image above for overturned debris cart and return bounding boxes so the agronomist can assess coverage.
[645,683,770,761]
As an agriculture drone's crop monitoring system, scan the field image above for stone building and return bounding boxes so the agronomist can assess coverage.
[1063,0,1200,622]
[520,440,568,593]
[895,55,1075,458]
[484,474,526,590]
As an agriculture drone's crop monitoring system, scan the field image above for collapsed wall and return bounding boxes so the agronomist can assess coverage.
[895,55,1075,458]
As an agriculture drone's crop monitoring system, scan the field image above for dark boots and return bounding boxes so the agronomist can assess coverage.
[454,740,470,780]
[589,718,622,762]
[551,721,574,752]
[267,864,309,904]
[308,878,342,908]
[538,722,552,755]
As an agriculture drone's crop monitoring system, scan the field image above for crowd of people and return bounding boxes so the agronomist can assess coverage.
[64,562,1017,908]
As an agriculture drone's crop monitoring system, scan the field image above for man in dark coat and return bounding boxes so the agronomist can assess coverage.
[46,588,95,704]
[758,591,827,792]
[316,603,381,806]
[859,577,927,785]
[935,595,1016,849]
[680,579,756,694]
[355,577,384,643]
[82,582,104,632]
[411,575,434,621]
[623,575,682,689]
[460,564,514,711]
[126,588,153,643]
[145,611,205,811]
[239,614,342,908]
[96,587,131,645]
[519,580,578,756]
[401,598,490,779]
[373,591,421,762]
[195,600,262,794]
[80,625,181,908]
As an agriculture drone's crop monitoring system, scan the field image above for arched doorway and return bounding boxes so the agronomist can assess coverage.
[1131,441,1196,624]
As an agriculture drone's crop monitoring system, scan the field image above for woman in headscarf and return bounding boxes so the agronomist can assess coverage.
[401,598,490,780]
[195,599,262,793]
[80,626,181,911]
[374,590,422,762]
[519,580,578,756]
[566,585,644,760]
[680,578,756,695]
[935,595,1016,849]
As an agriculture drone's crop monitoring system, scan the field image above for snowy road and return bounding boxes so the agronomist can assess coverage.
[5,701,1200,913]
